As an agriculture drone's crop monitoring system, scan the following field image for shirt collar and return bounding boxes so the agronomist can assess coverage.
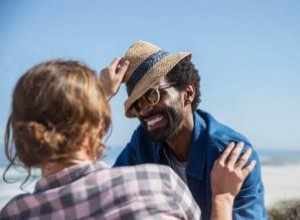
[35,161,107,193]
[156,111,207,180]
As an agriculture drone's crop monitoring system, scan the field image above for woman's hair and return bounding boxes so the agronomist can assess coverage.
[4,59,111,185]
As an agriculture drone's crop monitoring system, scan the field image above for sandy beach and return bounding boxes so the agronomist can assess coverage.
[1,164,300,210]
[262,164,300,207]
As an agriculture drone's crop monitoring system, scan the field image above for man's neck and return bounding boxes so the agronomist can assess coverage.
[166,111,194,162]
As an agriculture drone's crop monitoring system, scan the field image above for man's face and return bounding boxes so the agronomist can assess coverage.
[134,79,184,141]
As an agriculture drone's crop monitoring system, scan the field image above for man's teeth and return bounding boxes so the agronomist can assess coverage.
[147,116,163,126]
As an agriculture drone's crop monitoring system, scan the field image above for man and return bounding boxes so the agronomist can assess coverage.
[100,41,268,220]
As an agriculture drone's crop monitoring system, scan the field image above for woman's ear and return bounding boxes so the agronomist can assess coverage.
[184,84,195,106]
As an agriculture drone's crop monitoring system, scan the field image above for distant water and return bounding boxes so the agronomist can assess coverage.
[0,145,123,209]
[257,149,300,166]
[1,147,300,209]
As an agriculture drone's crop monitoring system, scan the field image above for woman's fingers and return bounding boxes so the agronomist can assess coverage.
[242,160,256,178]
[235,148,252,170]
[218,142,255,175]
[99,57,129,100]
[117,59,130,80]
[218,142,235,165]
[226,142,244,168]
[109,57,122,69]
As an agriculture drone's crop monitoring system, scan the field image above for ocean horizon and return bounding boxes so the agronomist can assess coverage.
[1,145,300,166]
[0,145,122,167]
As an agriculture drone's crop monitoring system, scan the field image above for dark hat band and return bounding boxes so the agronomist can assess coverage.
[126,49,169,95]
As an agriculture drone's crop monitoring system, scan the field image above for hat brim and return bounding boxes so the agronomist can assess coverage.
[125,52,191,118]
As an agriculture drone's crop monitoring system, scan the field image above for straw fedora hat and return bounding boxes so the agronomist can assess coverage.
[124,41,191,118]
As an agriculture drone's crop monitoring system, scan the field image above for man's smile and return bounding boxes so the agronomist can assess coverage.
[143,114,167,131]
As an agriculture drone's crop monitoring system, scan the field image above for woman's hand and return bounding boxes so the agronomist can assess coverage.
[210,142,256,220]
[100,57,130,101]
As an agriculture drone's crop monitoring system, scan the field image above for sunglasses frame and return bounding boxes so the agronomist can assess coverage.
[130,82,176,116]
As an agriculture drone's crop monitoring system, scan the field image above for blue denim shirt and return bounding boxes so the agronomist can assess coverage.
[114,109,268,220]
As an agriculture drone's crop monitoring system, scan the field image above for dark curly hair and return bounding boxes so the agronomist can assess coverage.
[166,57,201,111]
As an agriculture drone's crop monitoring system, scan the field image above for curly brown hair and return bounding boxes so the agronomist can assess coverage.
[166,57,201,111]
[4,60,111,186]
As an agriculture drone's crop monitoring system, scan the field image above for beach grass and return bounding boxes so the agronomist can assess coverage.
[268,199,300,220]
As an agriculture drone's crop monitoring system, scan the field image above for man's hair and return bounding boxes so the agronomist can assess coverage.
[166,57,201,111]
[4,60,111,186]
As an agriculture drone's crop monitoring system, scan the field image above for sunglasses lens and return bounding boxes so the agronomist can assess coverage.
[144,88,159,105]
[131,100,140,114]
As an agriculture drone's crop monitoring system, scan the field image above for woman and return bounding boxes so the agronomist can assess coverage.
[1,59,255,220]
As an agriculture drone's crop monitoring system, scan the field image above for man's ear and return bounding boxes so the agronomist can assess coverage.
[184,84,195,106]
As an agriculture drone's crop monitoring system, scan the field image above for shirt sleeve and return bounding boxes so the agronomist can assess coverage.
[113,143,139,167]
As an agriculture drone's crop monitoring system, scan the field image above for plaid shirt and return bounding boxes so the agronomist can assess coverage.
[0,161,200,220]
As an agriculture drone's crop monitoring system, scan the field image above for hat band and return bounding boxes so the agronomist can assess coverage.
[126,49,169,95]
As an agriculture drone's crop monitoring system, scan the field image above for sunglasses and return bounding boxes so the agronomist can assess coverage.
[130,82,176,115]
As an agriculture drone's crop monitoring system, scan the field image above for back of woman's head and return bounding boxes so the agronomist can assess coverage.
[5,60,111,171]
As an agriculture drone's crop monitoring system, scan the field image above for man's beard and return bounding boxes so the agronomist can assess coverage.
[139,96,184,141]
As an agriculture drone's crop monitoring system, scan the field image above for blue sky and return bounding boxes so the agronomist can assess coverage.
[0,0,300,163]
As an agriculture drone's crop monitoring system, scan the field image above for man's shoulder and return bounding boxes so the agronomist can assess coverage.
[128,125,158,148]
[195,109,251,150]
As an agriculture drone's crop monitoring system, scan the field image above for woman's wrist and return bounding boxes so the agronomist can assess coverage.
[212,193,234,208]
[211,194,234,220]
